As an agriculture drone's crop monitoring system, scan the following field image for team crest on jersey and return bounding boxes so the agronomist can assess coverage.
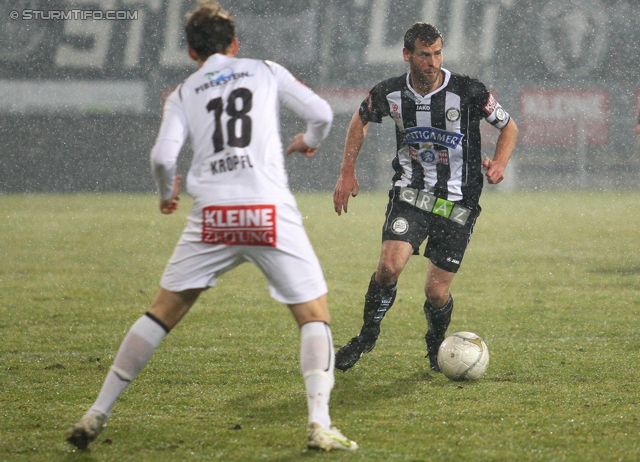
[419,148,437,164]
[446,107,460,121]
[415,147,449,165]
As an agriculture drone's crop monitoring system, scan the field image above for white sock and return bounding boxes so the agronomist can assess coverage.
[89,314,168,417]
[300,321,334,429]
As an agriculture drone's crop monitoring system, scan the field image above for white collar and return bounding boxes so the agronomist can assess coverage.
[406,68,451,99]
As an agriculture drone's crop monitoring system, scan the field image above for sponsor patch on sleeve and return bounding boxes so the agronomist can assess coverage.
[202,205,277,247]
[483,93,498,116]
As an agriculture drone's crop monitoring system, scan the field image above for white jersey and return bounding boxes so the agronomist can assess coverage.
[153,53,332,301]
[151,53,333,207]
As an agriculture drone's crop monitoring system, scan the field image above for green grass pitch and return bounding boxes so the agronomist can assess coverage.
[1,191,639,461]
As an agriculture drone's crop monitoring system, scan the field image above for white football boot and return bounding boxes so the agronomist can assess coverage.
[306,422,358,451]
[65,411,107,449]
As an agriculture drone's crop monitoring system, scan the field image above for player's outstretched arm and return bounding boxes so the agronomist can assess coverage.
[483,118,518,185]
[334,110,369,216]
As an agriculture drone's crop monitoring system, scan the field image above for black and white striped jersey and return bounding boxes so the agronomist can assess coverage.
[359,68,510,208]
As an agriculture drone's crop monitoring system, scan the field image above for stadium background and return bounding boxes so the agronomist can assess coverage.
[1,0,639,193]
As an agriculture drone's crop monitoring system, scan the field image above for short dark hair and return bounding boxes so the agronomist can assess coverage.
[185,1,235,60]
[404,23,443,52]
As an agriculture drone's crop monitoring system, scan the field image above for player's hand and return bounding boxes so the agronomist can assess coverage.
[285,133,316,158]
[482,157,505,185]
[160,174,182,214]
[333,172,359,216]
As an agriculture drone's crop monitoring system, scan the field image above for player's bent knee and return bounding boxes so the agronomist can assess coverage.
[425,287,451,306]
[148,287,205,330]
[375,267,401,286]
[288,295,330,327]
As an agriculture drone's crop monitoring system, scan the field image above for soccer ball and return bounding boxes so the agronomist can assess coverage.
[437,332,489,381]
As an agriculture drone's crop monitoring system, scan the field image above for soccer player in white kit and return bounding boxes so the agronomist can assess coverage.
[65,1,357,452]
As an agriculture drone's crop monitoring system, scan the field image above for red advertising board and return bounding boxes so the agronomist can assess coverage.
[519,89,609,146]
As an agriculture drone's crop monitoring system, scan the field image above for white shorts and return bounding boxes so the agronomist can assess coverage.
[160,201,327,305]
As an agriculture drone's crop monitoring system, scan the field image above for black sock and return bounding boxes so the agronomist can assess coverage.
[424,295,454,353]
[359,273,397,341]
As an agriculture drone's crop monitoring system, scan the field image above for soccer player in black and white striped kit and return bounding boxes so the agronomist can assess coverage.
[333,23,518,373]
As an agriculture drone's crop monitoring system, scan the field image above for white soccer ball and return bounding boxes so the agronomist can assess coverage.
[437,332,489,381]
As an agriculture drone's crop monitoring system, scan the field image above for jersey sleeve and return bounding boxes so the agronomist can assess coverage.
[267,61,333,148]
[150,87,188,200]
[471,79,511,130]
[359,81,390,125]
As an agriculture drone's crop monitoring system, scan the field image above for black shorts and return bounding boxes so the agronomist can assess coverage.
[381,196,480,273]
